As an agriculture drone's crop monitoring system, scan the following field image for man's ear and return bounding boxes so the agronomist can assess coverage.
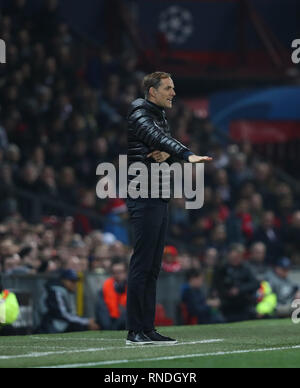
[149,86,156,99]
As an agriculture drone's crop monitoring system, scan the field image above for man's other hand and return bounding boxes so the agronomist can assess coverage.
[88,318,100,331]
[147,151,170,162]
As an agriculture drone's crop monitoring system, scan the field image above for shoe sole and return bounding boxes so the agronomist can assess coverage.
[126,340,153,345]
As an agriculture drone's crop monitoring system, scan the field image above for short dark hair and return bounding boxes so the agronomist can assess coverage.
[186,268,202,281]
[142,71,171,98]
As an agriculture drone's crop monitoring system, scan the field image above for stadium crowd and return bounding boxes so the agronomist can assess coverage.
[0,0,300,330]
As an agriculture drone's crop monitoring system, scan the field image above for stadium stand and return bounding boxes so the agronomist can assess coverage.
[0,0,300,331]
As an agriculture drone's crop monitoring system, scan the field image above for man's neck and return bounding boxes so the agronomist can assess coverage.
[146,98,164,111]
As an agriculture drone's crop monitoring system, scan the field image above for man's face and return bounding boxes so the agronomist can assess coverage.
[275,267,289,279]
[263,212,274,229]
[228,250,243,267]
[190,275,204,289]
[149,77,176,109]
[111,263,127,284]
[63,279,78,293]
[251,244,266,263]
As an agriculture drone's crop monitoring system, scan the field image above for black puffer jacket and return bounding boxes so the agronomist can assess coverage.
[127,98,192,199]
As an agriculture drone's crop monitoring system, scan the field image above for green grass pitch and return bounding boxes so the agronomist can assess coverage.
[0,319,300,368]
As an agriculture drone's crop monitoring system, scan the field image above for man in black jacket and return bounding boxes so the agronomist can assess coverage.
[214,243,260,322]
[37,269,99,333]
[126,72,212,344]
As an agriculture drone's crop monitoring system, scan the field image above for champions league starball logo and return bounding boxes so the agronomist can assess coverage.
[158,6,194,45]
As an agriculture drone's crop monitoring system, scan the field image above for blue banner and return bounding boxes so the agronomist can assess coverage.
[135,0,299,51]
[210,86,300,133]
[136,0,238,51]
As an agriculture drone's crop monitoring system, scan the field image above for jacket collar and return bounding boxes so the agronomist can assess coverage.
[128,98,166,119]
[146,99,165,113]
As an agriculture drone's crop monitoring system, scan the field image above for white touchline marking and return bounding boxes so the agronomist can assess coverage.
[0,345,68,350]
[30,337,122,341]
[0,339,224,361]
[37,344,300,368]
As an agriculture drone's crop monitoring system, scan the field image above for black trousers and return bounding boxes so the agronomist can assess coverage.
[126,198,169,333]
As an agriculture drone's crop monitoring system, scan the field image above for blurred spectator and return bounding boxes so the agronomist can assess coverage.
[162,246,182,273]
[5,144,21,173]
[213,169,232,207]
[0,125,9,151]
[57,167,78,205]
[0,164,18,221]
[210,142,229,170]
[86,47,119,90]
[38,257,60,274]
[253,162,277,207]
[212,192,230,223]
[56,217,75,246]
[95,258,127,330]
[29,146,45,174]
[209,223,228,257]
[17,163,39,193]
[249,192,264,230]
[255,280,277,319]
[169,198,190,242]
[283,210,300,265]
[37,166,60,215]
[1,253,28,275]
[252,211,284,264]
[214,243,259,322]
[101,198,129,245]
[181,268,224,324]
[248,242,270,282]
[266,257,300,318]
[41,227,56,249]
[74,190,101,235]
[228,152,253,190]
[227,199,254,244]
[18,243,40,273]
[189,215,211,254]
[90,244,113,274]
[177,251,193,271]
[0,239,17,259]
[202,247,219,294]
[37,269,99,333]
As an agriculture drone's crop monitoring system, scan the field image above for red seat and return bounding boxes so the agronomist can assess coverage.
[180,302,198,325]
[154,304,174,326]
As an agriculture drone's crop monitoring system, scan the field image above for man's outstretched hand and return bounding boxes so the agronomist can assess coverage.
[188,155,213,163]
